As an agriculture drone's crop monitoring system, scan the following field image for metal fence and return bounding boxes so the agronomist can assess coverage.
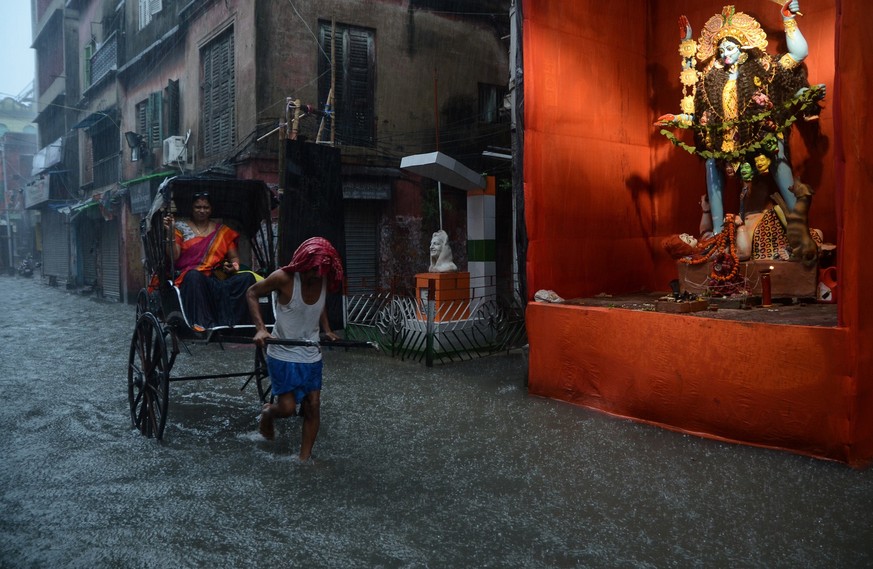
[343,279,527,365]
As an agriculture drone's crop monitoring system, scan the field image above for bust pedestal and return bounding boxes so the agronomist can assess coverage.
[415,272,471,321]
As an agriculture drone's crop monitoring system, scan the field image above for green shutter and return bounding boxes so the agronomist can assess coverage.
[148,91,163,149]
[166,79,179,136]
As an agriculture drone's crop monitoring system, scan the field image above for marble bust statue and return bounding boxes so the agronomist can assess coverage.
[428,229,457,272]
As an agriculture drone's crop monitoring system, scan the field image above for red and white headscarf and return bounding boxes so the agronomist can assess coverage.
[281,237,344,292]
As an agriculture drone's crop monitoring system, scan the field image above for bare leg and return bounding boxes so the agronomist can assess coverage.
[260,392,297,440]
[298,390,321,461]
[705,158,725,234]
[772,145,819,261]
[771,139,798,212]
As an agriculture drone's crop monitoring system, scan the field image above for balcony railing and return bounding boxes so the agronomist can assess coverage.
[89,33,118,88]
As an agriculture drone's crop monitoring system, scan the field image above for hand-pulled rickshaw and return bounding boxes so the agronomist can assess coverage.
[128,175,372,441]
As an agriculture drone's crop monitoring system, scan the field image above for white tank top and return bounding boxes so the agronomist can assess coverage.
[266,273,326,363]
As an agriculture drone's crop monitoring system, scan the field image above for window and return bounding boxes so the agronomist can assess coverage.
[201,28,235,157]
[479,83,507,124]
[135,92,163,151]
[166,79,180,137]
[138,0,162,30]
[136,80,179,152]
[318,22,375,147]
[35,18,63,97]
[85,34,118,90]
[89,115,119,188]
[136,99,148,143]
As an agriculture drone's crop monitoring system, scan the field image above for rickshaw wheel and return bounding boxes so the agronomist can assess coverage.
[128,313,170,440]
[135,288,149,321]
[254,346,273,404]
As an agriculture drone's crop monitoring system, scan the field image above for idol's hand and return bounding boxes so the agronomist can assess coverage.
[782,1,801,17]
[655,114,675,126]
[654,113,691,126]
[795,84,827,100]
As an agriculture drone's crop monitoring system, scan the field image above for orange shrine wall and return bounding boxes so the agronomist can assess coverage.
[522,0,873,466]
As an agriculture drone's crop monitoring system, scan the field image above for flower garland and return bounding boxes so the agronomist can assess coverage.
[659,84,824,165]
[680,214,743,292]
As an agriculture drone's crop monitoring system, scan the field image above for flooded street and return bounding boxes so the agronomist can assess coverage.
[1,276,872,568]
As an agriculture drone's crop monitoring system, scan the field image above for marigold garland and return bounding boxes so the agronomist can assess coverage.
[680,214,742,288]
[658,84,825,165]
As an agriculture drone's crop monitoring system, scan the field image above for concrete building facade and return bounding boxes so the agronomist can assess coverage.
[29,0,512,302]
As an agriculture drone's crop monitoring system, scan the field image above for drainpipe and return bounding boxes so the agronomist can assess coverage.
[1,141,15,274]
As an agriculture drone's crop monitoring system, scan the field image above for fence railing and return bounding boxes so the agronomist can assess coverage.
[343,276,527,365]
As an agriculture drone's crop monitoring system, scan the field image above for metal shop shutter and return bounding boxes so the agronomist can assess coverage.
[101,219,121,301]
[42,209,70,285]
[79,219,99,286]
[344,202,378,296]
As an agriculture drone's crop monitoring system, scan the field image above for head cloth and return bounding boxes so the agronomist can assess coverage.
[281,237,344,292]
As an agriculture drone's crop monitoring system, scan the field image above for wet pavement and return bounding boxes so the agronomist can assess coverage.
[1,276,871,568]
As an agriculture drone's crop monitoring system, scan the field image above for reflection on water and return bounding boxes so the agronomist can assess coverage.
[1,278,872,568]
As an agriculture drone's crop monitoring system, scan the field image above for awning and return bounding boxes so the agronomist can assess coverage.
[45,200,77,215]
[31,138,64,175]
[71,198,100,216]
[71,111,114,130]
[400,151,485,191]
[400,151,484,230]
[120,171,176,187]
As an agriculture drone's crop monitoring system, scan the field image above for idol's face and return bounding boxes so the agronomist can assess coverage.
[679,233,698,248]
[718,39,741,66]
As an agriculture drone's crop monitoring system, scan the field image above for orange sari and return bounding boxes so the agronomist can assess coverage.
[173,222,239,285]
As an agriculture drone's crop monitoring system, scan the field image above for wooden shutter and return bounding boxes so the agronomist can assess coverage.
[147,91,163,149]
[319,23,374,147]
[202,29,235,156]
[136,100,148,138]
[166,79,180,137]
[344,28,375,146]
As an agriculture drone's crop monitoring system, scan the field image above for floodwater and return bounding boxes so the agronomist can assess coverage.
[1,276,872,568]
